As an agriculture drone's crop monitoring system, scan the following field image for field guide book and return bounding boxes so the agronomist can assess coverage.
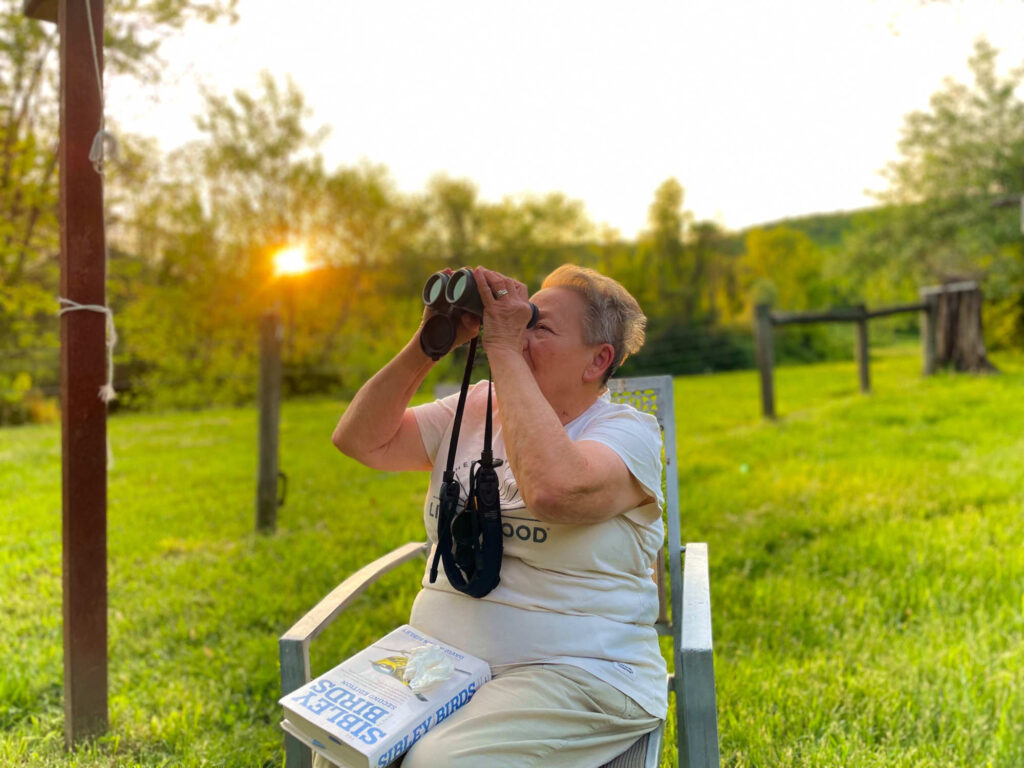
[279,624,491,768]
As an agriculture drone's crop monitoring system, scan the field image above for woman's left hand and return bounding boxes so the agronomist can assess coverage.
[472,267,532,357]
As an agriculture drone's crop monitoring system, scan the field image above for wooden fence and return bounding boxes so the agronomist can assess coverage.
[753,281,989,419]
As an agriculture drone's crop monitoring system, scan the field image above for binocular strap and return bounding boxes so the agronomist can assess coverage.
[429,337,504,598]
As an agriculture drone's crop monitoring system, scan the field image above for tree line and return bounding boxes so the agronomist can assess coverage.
[1,3,1022,423]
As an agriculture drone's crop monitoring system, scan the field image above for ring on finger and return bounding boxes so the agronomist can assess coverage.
[495,288,509,298]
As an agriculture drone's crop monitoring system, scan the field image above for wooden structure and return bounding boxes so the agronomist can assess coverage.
[921,281,996,373]
[23,0,109,745]
[280,375,720,768]
[754,282,993,419]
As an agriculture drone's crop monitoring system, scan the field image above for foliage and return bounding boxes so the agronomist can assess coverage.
[614,178,754,371]
[0,279,57,422]
[880,39,1024,208]
[634,178,688,313]
[843,38,1024,348]
[0,0,239,285]
[742,226,824,313]
[635,178,744,329]
[620,318,754,377]
[6,20,1024,419]
[765,210,859,250]
[104,78,612,410]
[0,0,237,421]
[2,349,1023,766]
[732,225,862,364]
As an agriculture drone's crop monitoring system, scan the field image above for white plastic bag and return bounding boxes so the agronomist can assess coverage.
[402,644,455,692]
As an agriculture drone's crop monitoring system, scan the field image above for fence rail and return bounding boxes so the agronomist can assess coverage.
[771,302,929,326]
[751,284,987,419]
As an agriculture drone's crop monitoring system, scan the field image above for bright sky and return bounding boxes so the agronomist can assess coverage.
[111,0,1024,237]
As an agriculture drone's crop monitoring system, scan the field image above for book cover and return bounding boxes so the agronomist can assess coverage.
[279,624,491,768]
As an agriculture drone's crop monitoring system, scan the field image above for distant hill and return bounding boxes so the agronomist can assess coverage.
[731,205,900,251]
[740,209,866,248]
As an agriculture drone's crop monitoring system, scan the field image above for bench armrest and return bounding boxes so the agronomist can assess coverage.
[677,542,720,768]
[279,540,429,694]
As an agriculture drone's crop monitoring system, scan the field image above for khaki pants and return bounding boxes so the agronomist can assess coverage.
[314,663,661,768]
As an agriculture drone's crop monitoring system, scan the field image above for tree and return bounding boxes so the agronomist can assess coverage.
[476,192,595,287]
[742,226,826,314]
[114,72,341,407]
[420,174,483,266]
[844,37,1024,355]
[415,176,597,287]
[0,0,237,421]
[634,178,693,317]
[882,39,1024,208]
[690,220,740,324]
[195,72,326,259]
[0,0,238,288]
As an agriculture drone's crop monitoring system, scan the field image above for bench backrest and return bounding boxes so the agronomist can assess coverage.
[606,375,682,654]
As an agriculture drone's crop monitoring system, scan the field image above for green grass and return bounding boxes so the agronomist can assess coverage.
[2,346,1022,767]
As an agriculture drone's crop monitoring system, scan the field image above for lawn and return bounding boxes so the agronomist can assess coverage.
[1,346,1022,767]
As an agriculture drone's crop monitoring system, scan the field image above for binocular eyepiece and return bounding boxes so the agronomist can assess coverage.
[419,268,539,360]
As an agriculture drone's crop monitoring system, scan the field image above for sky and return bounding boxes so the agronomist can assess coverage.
[110,0,1024,238]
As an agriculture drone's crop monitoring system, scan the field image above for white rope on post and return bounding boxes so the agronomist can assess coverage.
[57,298,118,404]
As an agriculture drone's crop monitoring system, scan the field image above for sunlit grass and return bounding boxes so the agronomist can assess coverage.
[1,346,1022,766]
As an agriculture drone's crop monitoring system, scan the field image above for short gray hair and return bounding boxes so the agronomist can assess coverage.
[541,265,647,384]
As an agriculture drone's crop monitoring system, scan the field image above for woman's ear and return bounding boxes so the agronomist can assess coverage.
[583,343,616,384]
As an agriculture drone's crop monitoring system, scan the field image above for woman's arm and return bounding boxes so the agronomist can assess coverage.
[331,336,435,471]
[473,267,651,523]
[486,345,651,524]
[332,309,479,472]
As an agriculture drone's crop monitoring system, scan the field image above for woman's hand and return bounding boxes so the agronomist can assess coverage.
[416,268,481,356]
[472,267,532,357]
[418,304,481,349]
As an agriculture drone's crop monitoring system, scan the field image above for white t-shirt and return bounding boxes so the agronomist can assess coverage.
[409,380,669,718]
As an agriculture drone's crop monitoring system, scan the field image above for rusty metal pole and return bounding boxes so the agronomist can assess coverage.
[58,0,108,745]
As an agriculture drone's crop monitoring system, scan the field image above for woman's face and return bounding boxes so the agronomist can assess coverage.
[523,287,603,404]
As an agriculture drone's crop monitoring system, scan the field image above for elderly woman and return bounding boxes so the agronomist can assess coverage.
[330,265,666,768]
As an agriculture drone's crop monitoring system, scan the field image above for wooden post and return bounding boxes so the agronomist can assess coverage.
[256,311,283,533]
[754,303,775,419]
[854,304,870,394]
[920,292,937,376]
[57,0,108,745]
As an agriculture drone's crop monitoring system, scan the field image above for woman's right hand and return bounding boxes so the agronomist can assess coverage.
[418,303,481,350]
[417,268,481,356]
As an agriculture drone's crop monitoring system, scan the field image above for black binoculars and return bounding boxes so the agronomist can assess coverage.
[419,268,539,360]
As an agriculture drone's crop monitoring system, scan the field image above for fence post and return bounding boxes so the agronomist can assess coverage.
[854,304,870,394]
[920,291,937,376]
[256,310,283,533]
[754,303,775,419]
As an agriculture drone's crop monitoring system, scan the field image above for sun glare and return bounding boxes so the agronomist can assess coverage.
[273,245,309,276]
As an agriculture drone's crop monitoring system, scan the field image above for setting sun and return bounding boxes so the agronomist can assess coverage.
[273,245,309,276]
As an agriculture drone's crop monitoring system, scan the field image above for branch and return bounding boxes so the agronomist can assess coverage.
[1,29,57,193]
[10,141,58,284]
